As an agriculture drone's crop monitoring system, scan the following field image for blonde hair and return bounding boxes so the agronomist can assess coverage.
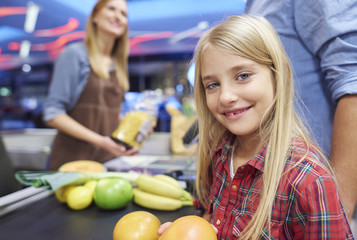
[194,15,331,239]
[85,0,129,91]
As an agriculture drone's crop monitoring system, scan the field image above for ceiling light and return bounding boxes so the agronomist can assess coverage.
[19,40,31,58]
[22,64,32,73]
[24,2,40,33]
[170,21,209,44]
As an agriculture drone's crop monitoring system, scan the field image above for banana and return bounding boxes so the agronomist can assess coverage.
[181,189,194,202]
[153,174,182,189]
[152,174,194,201]
[133,188,192,211]
[136,174,183,199]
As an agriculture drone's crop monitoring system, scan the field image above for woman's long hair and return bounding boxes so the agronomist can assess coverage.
[85,0,129,91]
[194,15,331,239]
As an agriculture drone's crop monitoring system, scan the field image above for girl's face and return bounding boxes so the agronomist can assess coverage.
[93,0,128,38]
[201,47,274,139]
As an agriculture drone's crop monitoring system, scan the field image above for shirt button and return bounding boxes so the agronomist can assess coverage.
[241,166,245,170]
[225,182,230,187]
[232,185,237,190]
[216,219,221,225]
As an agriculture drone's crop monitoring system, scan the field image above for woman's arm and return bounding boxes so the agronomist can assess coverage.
[46,114,137,156]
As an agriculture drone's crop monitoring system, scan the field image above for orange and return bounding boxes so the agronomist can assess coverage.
[158,215,217,240]
[113,211,161,240]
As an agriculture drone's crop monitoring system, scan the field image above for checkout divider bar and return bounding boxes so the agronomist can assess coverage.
[0,186,53,217]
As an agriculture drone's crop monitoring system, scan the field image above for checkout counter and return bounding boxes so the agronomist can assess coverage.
[0,130,198,239]
[0,192,195,239]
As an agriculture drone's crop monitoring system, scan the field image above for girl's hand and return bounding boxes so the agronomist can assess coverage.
[157,222,172,235]
[201,212,218,233]
[100,136,138,156]
[211,224,218,234]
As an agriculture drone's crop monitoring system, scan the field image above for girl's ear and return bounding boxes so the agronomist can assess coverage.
[92,14,98,24]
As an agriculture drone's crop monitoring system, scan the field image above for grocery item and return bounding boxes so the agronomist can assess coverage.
[133,174,193,211]
[158,215,217,240]
[66,185,93,210]
[133,188,192,211]
[58,160,106,172]
[153,174,182,189]
[111,111,156,149]
[93,178,133,210]
[113,211,161,240]
[55,185,76,203]
[136,174,184,199]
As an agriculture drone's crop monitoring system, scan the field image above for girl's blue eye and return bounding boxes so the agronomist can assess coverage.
[241,74,249,79]
[206,82,219,89]
[237,73,250,81]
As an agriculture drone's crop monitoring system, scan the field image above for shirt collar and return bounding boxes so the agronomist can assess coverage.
[215,131,267,173]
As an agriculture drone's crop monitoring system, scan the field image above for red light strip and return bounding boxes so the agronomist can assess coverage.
[130,31,174,47]
[32,31,85,51]
[35,18,80,37]
[8,42,20,51]
[0,7,27,17]
[8,31,85,52]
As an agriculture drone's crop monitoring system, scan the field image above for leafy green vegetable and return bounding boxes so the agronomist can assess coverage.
[15,171,140,191]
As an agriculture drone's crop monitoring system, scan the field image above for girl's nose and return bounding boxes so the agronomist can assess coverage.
[219,87,239,105]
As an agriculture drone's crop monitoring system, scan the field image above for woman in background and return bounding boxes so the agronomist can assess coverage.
[43,0,137,170]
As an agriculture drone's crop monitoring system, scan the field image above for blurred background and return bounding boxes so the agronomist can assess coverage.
[0,0,245,131]
[0,0,245,171]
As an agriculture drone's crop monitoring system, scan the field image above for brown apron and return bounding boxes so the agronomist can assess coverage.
[48,70,124,170]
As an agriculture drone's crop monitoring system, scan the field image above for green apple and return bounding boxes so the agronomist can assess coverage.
[93,178,133,210]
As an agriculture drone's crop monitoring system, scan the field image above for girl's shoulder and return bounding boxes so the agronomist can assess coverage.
[284,137,333,186]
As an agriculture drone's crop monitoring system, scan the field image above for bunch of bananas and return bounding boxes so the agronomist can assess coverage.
[133,174,194,211]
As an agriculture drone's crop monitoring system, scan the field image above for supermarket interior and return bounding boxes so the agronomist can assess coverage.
[0,0,356,239]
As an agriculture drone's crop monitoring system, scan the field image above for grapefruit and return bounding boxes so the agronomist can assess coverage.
[113,211,161,240]
[159,215,217,240]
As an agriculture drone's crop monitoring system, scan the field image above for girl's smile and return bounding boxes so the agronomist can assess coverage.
[222,106,252,120]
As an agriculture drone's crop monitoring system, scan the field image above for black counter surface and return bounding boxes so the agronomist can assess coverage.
[0,194,195,240]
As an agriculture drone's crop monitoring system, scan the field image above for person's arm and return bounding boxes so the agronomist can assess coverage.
[295,0,357,221]
[43,44,83,123]
[330,95,357,220]
[46,114,137,156]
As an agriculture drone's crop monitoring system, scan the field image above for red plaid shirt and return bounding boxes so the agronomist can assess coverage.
[207,132,353,239]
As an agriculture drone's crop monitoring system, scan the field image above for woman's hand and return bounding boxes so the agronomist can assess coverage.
[47,114,138,156]
[100,136,138,156]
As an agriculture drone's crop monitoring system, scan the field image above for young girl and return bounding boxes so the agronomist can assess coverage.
[159,15,353,239]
